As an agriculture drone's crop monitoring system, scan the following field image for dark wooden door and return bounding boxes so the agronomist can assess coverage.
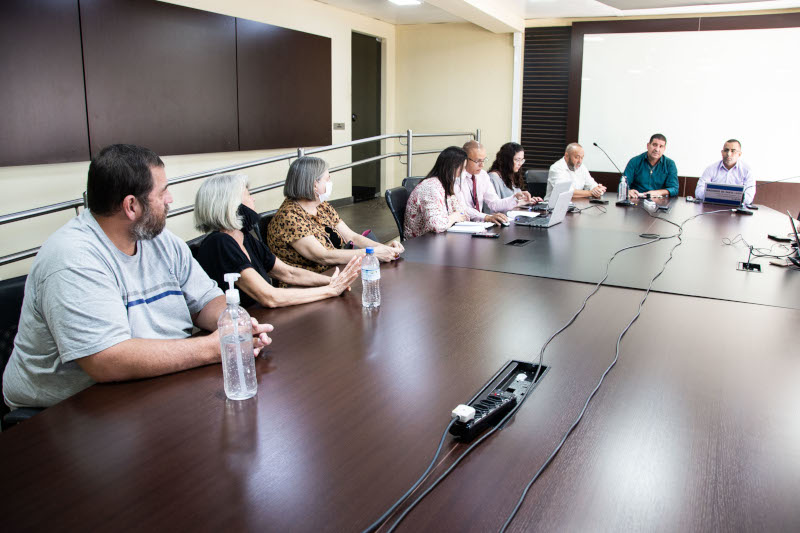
[351,32,381,202]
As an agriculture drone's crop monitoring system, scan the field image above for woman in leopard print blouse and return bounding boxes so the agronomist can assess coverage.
[267,157,404,275]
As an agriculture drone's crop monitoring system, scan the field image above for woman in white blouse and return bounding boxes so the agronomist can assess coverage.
[403,147,469,239]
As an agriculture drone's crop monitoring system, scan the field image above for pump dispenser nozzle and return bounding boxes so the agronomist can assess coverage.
[223,273,241,305]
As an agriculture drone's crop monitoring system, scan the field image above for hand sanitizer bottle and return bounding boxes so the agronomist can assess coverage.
[617,176,629,203]
[218,273,257,400]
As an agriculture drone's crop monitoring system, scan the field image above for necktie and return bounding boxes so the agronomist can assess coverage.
[471,175,479,210]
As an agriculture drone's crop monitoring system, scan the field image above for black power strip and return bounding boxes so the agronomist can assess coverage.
[449,360,548,442]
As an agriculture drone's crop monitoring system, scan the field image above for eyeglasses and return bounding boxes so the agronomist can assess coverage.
[513,158,526,164]
[468,157,487,165]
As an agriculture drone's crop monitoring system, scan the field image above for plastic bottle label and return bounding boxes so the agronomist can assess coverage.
[362,268,380,281]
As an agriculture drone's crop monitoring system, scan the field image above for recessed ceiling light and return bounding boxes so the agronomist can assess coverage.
[389,0,422,6]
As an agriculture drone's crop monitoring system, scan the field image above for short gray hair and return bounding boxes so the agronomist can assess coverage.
[194,173,248,233]
[565,142,582,155]
[284,157,329,201]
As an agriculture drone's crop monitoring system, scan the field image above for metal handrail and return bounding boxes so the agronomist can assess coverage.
[168,152,298,186]
[0,129,479,267]
[304,133,403,155]
[0,199,85,226]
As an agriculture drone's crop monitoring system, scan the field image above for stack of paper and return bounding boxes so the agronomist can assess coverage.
[447,221,494,233]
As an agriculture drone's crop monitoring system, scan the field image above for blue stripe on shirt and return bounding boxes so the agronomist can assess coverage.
[127,290,183,308]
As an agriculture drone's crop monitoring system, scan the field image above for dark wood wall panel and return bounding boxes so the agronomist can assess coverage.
[237,19,332,150]
[699,12,800,30]
[520,27,571,171]
[0,0,89,166]
[80,0,238,157]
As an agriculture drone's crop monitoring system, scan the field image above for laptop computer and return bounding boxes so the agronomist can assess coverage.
[704,183,744,207]
[514,190,572,228]
[531,180,572,212]
[787,211,800,268]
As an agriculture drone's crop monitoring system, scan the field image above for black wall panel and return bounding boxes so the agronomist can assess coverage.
[237,19,332,150]
[521,27,571,172]
[0,0,90,166]
[80,0,239,157]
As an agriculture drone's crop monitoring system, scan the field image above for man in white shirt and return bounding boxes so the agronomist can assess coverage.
[456,140,527,225]
[546,143,606,200]
[695,139,755,205]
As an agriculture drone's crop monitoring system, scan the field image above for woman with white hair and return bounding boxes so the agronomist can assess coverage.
[267,156,403,275]
[194,173,361,308]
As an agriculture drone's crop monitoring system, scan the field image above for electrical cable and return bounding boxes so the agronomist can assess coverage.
[360,418,457,533]
[722,233,795,259]
[384,220,685,532]
[379,208,731,532]
[574,204,607,214]
[498,208,730,532]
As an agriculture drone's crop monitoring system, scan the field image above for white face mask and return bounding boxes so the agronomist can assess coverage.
[318,180,332,202]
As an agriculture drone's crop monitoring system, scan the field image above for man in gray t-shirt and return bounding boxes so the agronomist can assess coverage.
[3,144,274,409]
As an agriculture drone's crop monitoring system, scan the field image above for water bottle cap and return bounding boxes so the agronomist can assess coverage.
[365,247,374,254]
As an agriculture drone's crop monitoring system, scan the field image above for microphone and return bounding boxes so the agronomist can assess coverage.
[593,142,632,206]
[593,142,625,175]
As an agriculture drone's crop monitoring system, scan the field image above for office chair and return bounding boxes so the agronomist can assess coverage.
[401,177,424,194]
[0,275,44,430]
[385,187,409,241]
[257,209,278,244]
[186,234,206,261]
[525,169,549,199]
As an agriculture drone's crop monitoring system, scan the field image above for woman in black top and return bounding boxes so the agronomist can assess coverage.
[194,174,361,308]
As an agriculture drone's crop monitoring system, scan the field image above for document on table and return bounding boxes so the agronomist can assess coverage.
[507,210,540,219]
[447,221,494,233]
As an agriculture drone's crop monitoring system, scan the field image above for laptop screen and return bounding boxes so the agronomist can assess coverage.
[704,183,744,206]
[788,211,800,253]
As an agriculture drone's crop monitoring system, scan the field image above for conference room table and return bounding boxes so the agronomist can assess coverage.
[1,195,799,532]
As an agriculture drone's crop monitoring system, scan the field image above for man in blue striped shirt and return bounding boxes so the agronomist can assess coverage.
[623,134,679,199]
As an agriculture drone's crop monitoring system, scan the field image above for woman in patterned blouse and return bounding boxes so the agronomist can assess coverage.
[403,146,469,239]
[267,157,404,275]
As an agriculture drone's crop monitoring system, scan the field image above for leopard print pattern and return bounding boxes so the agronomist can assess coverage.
[266,198,344,275]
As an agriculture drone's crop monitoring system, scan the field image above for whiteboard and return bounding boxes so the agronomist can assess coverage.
[579,28,800,181]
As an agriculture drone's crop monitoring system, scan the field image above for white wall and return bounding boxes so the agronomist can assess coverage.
[580,28,800,179]
[395,23,515,177]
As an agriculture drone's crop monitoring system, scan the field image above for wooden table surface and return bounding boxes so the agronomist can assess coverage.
[1,198,799,532]
[402,195,800,309]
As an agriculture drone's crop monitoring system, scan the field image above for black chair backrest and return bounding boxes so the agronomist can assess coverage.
[186,234,206,261]
[525,169,549,199]
[1,275,28,423]
[258,209,278,243]
[402,177,424,193]
[0,275,27,371]
[385,187,410,241]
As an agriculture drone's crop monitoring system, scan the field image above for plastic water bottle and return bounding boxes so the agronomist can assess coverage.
[361,248,381,308]
[218,273,257,400]
[617,175,629,202]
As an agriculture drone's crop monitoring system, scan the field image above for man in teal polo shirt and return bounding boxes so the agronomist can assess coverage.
[623,133,678,199]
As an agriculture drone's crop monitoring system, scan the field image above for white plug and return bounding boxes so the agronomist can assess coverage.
[451,404,476,423]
